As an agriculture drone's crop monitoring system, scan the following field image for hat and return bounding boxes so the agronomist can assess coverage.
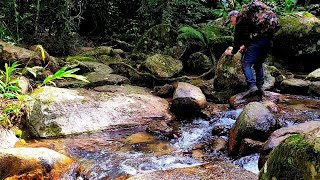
[226,10,239,24]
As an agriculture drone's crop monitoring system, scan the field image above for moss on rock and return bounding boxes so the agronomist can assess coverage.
[260,134,320,180]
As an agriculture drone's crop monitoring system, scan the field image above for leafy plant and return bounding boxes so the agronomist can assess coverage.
[41,67,89,86]
[178,26,206,46]
[284,0,298,13]
[0,62,21,99]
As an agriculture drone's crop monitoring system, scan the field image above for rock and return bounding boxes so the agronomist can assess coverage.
[68,61,113,74]
[259,121,320,169]
[125,132,155,144]
[280,78,311,95]
[228,102,277,157]
[273,12,320,72]
[85,73,130,86]
[259,130,320,180]
[79,46,113,57]
[125,162,257,180]
[238,138,264,157]
[133,24,177,55]
[146,120,175,139]
[27,85,173,137]
[229,91,281,109]
[0,128,19,149]
[153,84,175,98]
[18,76,29,94]
[209,137,227,152]
[263,65,277,90]
[306,68,320,81]
[213,52,247,93]
[309,81,320,96]
[186,52,214,75]
[171,82,207,117]
[143,54,183,78]
[25,66,52,81]
[0,147,73,179]
[66,55,97,62]
[0,41,43,67]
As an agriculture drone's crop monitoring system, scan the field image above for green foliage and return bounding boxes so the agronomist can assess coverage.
[178,26,205,46]
[284,0,298,13]
[0,62,21,99]
[41,67,89,86]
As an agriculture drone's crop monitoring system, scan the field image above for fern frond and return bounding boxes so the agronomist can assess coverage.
[177,26,206,46]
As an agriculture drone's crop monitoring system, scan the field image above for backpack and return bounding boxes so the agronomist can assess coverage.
[240,0,280,36]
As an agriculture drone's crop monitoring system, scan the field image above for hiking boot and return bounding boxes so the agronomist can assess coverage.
[243,86,259,98]
[257,88,265,96]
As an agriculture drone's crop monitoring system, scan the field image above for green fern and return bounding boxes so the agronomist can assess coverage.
[177,26,206,46]
[41,67,89,86]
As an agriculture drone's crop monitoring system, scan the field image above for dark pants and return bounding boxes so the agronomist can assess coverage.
[242,36,272,89]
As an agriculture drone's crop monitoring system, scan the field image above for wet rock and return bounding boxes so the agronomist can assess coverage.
[263,65,277,90]
[273,12,320,72]
[171,82,207,117]
[238,138,264,157]
[202,103,229,119]
[125,132,156,144]
[209,137,227,152]
[259,129,320,180]
[213,52,247,93]
[229,91,281,109]
[143,54,183,78]
[153,84,175,98]
[27,85,173,137]
[186,52,214,75]
[146,120,175,139]
[309,81,320,96]
[280,78,311,95]
[261,100,280,113]
[0,147,73,179]
[259,121,320,169]
[306,68,320,81]
[125,162,257,180]
[228,102,277,157]
[0,128,19,149]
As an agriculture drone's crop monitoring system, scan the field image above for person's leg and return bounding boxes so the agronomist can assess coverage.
[242,42,262,89]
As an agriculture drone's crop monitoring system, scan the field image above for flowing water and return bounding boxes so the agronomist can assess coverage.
[24,94,320,179]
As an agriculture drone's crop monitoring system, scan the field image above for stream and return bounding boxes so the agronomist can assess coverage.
[24,94,320,180]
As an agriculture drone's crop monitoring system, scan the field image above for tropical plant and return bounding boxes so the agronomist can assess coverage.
[41,67,89,86]
[178,26,206,46]
[0,62,21,99]
[284,0,298,13]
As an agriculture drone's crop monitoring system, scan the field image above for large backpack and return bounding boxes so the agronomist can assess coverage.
[240,0,280,36]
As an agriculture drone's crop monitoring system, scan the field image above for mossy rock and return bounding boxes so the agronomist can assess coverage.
[65,56,96,62]
[186,52,214,75]
[133,24,178,55]
[79,46,113,57]
[259,133,320,180]
[213,52,246,93]
[306,68,320,81]
[143,54,183,78]
[273,12,320,72]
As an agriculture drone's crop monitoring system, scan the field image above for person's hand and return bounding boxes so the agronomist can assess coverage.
[239,45,246,53]
[225,49,233,56]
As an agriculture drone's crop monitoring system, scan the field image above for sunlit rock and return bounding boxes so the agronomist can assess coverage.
[0,147,73,179]
[27,85,173,137]
[171,82,207,117]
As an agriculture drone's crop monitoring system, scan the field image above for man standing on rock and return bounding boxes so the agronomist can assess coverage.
[225,0,280,97]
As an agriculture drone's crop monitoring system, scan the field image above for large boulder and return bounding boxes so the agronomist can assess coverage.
[27,85,173,137]
[306,68,320,81]
[213,52,246,93]
[171,82,207,117]
[0,147,73,179]
[143,54,183,78]
[228,102,277,157]
[259,127,320,180]
[280,78,311,95]
[273,12,320,72]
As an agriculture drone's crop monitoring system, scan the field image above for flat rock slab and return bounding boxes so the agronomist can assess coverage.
[27,85,173,137]
[125,162,257,180]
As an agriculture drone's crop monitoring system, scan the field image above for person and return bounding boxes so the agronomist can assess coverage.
[225,7,274,97]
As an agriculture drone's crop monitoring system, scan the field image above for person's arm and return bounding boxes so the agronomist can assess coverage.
[231,19,251,55]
